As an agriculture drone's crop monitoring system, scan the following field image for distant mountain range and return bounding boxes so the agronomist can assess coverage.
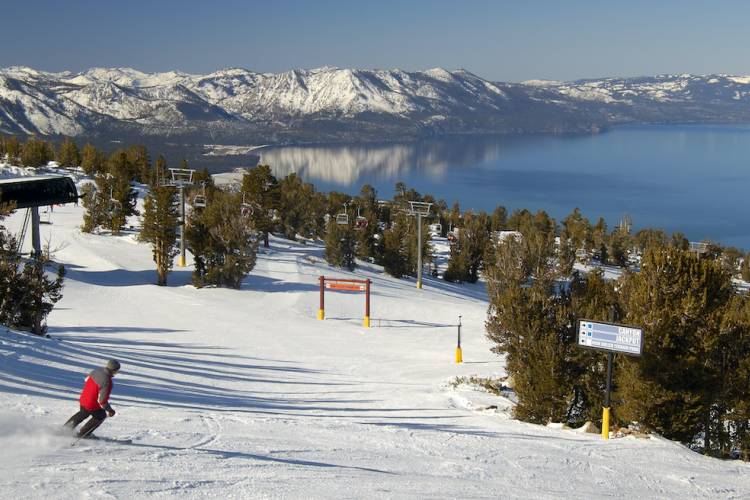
[2,65,750,145]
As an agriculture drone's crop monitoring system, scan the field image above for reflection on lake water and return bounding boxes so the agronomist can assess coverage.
[258,126,750,249]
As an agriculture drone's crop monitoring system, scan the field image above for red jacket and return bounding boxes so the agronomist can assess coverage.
[79,367,113,411]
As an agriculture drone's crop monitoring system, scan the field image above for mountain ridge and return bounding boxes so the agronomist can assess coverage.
[2,65,750,144]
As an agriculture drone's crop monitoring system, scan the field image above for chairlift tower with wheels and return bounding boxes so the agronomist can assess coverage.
[406,201,432,289]
[165,168,195,267]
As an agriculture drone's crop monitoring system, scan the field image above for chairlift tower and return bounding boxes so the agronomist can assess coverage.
[166,168,195,267]
[406,201,432,289]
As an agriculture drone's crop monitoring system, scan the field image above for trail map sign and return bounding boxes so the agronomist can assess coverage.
[577,318,644,440]
[577,320,643,356]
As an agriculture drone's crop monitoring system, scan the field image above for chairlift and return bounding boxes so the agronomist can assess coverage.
[354,208,368,229]
[108,187,122,215]
[336,202,349,225]
[241,192,255,218]
[193,182,207,208]
[335,213,349,225]
[109,199,122,215]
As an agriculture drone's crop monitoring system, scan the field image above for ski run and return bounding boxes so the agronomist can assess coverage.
[1,165,749,499]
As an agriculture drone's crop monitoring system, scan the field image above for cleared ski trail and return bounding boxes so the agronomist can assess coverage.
[0,201,749,499]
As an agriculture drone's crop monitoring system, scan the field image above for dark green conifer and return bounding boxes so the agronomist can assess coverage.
[140,184,179,286]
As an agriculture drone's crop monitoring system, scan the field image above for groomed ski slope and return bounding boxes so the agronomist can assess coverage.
[1,197,749,499]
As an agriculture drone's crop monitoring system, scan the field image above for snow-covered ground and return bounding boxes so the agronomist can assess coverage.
[1,173,749,498]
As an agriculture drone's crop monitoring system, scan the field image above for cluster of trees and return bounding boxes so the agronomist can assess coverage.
[485,212,750,459]
[0,204,65,335]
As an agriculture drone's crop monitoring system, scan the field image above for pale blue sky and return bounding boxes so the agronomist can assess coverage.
[1,0,748,82]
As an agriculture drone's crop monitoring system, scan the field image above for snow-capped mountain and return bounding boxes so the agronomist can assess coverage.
[2,66,750,143]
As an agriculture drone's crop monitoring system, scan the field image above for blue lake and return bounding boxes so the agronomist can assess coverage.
[257,125,750,250]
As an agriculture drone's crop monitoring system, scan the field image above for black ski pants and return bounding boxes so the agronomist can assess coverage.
[64,406,106,437]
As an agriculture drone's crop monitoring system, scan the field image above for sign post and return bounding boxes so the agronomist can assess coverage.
[318,276,372,328]
[577,319,643,440]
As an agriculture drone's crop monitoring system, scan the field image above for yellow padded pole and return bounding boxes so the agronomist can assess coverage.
[602,407,610,440]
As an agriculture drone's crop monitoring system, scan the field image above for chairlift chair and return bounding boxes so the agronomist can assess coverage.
[109,199,122,215]
[193,182,207,208]
[354,207,368,229]
[240,192,256,218]
[335,202,350,225]
[335,213,349,225]
[107,186,122,215]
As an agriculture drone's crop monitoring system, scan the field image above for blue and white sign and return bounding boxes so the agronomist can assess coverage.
[577,320,643,356]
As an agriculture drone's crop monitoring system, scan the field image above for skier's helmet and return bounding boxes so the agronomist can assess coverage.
[106,359,121,373]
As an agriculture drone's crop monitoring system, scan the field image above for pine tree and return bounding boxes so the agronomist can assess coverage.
[633,228,668,253]
[80,181,107,233]
[490,205,508,232]
[741,252,750,282]
[186,191,258,289]
[0,205,65,335]
[80,143,105,176]
[617,247,734,448]
[354,184,381,262]
[56,138,81,169]
[567,269,621,424]
[126,145,151,184]
[106,169,138,235]
[4,136,21,165]
[485,232,574,423]
[324,218,356,270]
[140,185,179,285]
[278,173,318,240]
[444,210,490,283]
[241,165,280,247]
[382,213,412,278]
[20,137,53,168]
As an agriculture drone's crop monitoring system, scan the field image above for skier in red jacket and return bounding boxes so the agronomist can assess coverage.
[64,359,120,438]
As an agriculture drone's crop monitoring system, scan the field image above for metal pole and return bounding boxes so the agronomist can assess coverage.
[179,186,186,267]
[458,316,462,349]
[364,279,371,328]
[317,276,325,320]
[417,212,423,289]
[30,207,41,260]
[602,351,614,439]
[455,315,463,363]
